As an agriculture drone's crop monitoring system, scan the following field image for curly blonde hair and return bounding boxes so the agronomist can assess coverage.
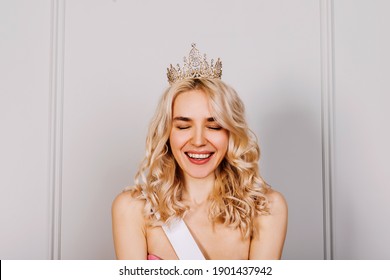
[130,78,269,238]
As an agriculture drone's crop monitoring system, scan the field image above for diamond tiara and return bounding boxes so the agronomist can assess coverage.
[166,43,222,85]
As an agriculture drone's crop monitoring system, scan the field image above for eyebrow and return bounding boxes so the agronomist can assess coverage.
[173,116,216,122]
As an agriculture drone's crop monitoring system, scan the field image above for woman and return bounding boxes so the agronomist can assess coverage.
[112,44,287,260]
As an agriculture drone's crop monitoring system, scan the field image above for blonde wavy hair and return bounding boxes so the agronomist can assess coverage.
[130,78,269,238]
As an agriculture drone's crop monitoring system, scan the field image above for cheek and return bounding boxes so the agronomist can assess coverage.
[214,132,229,152]
[169,131,186,150]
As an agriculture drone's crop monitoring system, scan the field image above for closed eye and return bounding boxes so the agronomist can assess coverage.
[208,126,222,130]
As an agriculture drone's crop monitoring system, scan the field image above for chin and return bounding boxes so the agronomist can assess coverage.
[185,170,215,180]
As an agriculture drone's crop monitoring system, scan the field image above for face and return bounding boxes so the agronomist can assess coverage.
[169,89,229,181]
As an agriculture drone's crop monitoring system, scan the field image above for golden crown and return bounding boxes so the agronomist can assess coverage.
[167,43,222,85]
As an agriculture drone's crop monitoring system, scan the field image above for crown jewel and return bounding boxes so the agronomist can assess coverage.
[167,43,222,85]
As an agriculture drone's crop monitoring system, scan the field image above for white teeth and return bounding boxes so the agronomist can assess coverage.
[187,153,212,159]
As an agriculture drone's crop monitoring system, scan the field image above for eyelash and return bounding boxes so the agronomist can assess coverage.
[176,126,222,130]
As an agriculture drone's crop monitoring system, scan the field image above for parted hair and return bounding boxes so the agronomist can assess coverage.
[129,78,269,238]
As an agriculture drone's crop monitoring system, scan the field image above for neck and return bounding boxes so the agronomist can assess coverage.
[182,174,215,205]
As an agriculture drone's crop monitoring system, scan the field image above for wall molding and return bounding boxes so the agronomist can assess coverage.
[48,0,66,260]
[320,0,335,260]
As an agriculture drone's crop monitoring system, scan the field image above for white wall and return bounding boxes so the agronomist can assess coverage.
[332,0,390,259]
[0,0,52,259]
[2,0,388,260]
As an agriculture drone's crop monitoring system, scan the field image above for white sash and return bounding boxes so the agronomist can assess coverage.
[141,190,205,260]
[162,218,206,260]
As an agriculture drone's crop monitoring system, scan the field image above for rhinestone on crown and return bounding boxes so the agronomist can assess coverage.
[167,43,222,85]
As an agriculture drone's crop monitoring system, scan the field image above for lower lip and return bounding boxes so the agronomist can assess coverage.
[186,154,213,165]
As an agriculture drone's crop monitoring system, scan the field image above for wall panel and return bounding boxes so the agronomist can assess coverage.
[332,0,390,259]
[0,0,52,259]
[61,0,324,259]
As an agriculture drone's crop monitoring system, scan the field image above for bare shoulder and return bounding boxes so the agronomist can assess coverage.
[249,188,288,259]
[253,187,288,232]
[111,188,146,219]
[264,188,288,215]
[112,187,148,259]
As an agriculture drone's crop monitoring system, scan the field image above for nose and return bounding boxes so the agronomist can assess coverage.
[190,126,207,146]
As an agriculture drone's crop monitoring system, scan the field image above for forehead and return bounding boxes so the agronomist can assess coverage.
[172,89,213,118]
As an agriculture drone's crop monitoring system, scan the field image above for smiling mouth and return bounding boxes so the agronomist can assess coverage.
[185,152,214,160]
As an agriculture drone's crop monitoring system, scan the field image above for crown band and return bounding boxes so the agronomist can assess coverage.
[167,43,222,85]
